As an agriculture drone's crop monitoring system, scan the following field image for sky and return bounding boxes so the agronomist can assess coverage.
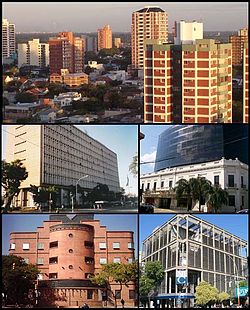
[2,214,138,256]
[2,124,138,195]
[140,125,171,175]
[2,2,248,33]
[139,214,249,251]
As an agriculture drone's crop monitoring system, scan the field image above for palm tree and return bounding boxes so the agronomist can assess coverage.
[189,177,212,212]
[207,185,229,213]
[174,179,193,211]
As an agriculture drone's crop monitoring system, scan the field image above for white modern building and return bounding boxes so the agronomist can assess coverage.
[5,125,120,208]
[174,20,203,45]
[18,39,49,68]
[52,92,82,107]
[2,18,16,60]
[141,158,248,212]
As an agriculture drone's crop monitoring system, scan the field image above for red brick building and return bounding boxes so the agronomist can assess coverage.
[144,39,232,123]
[49,32,85,74]
[9,215,136,308]
[229,28,248,65]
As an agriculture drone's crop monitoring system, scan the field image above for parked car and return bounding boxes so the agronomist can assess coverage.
[236,209,249,214]
[139,204,154,213]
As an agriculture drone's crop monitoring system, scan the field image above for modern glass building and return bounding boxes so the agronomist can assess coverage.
[154,125,248,172]
[141,215,248,308]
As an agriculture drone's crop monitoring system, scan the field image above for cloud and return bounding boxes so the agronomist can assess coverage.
[141,151,156,167]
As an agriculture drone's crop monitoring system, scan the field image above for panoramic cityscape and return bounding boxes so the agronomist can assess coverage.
[1,1,249,309]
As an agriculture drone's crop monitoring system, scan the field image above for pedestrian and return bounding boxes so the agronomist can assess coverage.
[234,206,237,213]
[121,298,125,308]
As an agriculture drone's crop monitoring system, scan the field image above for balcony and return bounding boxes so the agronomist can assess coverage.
[226,183,237,188]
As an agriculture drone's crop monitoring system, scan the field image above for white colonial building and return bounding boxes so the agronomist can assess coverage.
[140,158,248,212]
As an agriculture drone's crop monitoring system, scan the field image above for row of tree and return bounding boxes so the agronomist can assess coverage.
[175,177,229,212]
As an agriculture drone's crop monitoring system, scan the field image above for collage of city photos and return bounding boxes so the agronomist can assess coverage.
[1,1,249,309]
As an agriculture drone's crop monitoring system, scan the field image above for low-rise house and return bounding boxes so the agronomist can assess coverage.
[53,92,82,107]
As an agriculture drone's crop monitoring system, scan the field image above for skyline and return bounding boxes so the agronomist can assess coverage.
[3,2,248,33]
[2,125,138,195]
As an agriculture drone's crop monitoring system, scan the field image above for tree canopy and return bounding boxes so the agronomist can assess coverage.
[2,255,40,306]
[1,160,28,211]
[195,281,219,306]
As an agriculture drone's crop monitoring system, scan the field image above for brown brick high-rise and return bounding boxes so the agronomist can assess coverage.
[9,215,136,308]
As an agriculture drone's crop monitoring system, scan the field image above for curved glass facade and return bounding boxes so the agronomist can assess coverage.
[154,125,248,171]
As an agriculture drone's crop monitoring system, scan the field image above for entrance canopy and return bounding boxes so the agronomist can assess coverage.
[156,293,195,299]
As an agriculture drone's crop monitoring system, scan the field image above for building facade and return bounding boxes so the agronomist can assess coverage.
[9,214,136,308]
[5,125,120,208]
[141,158,249,212]
[144,37,232,123]
[50,70,89,87]
[131,6,168,69]
[18,39,49,68]
[141,214,248,308]
[229,28,248,65]
[49,32,85,74]
[243,42,249,123]
[2,18,16,60]
[97,25,112,51]
[174,21,203,45]
[154,125,248,171]
[114,37,122,48]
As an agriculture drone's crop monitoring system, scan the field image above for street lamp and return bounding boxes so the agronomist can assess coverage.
[74,175,89,212]
[228,255,241,307]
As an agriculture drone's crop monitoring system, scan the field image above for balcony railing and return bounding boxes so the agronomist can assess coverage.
[227,183,237,188]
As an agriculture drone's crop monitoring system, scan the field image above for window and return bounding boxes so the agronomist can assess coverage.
[113,242,120,249]
[85,257,94,264]
[141,184,144,191]
[23,243,30,250]
[37,243,44,250]
[84,241,94,248]
[214,175,219,185]
[10,243,15,250]
[49,241,58,248]
[99,242,107,249]
[37,257,44,265]
[100,258,107,264]
[128,258,134,264]
[49,273,57,279]
[228,195,236,207]
[228,175,235,187]
[87,290,93,299]
[241,176,244,188]
[169,180,173,188]
[113,257,121,263]
[69,249,73,253]
[68,233,73,238]
[146,183,150,190]
[153,182,157,190]
[242,196,245,207]
[23,258,29,264]
[49,257,58,264]
[115,290,121,299]
[161,181,164,188]
[129,290,135,299]
[69,265,73,269]
[128,242,134,249]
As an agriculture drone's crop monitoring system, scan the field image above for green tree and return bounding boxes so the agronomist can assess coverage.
[47,83,67,97]
[207,185,229,213]
[86,183,115,203]
[1,160,28,211]
[195,281,219,307]
[129,154,138,177]
[29,185,58,211]
[189,177,212,212]
[218,292,230,306]
[15,92,37,103]
[174,179,193,211]
[91,262,137,308]
[2,255,40,306]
